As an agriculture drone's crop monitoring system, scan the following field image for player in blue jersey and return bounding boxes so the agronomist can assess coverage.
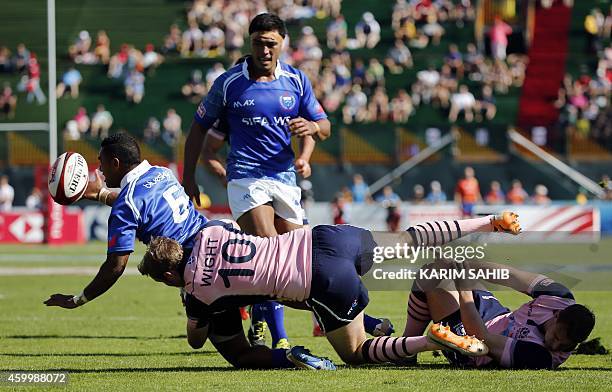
[43,133,334,370]
[182,13,331,349]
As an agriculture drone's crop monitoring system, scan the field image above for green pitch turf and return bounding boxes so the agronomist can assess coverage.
[0,243,611,391]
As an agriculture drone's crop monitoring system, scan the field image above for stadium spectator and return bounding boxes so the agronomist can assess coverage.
[205,62,226,91]
[377,186,401,232]
[142,44,164,74]
[124,68,145,104]
[434,64,456,109]
[225,20,245,64]
[327,14,348,50]
[25,187,43,210]
[507,179,528,205]
[162,24,182,54]
[0,46,11,73]
[107,44,129,79]
[94,30,111,64]
[162,108,182,146]
[584,8,604,54]
[0,175,15,211]
[489,16,512,61]
[204,23,226,57]
[390,88,413,123]
[368,86,390,122]
[0,83,17,119]
[365,58,385,88]
[485,180,505,205]
[385,40,413,74]
[415,66,440,105]
[56,67,83,99]
[355,12,381,49]
[17,53,46,105]
[74,107,91,136]
[412,184,425,204]
[532,184,551,205]
[475,84,497,121]
[449,84,476,122]
[181,21,204,57]
[445,44,464,79]
[331,192,348,224]
[426,180,447,204]
[90,104,114,139]
[12,43,30,73]
[422,11,445,46]
[343,84,368,124]
[455,166,481,216]
[143,117,161,144]
[69,30,92,60]
[181,69,206,103]
[350,174,370,203]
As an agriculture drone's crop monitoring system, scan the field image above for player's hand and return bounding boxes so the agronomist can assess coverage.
[83,170,105,201]
[43,294,79,309]
[182,175,201,207]
[289,117,318,137]
[295,158,311,178]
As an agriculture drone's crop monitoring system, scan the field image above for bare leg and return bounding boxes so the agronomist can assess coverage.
[237,203,277,237]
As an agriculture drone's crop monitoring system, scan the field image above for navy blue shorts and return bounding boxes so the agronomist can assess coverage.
[440,290,510,366]
[307,225,377,333]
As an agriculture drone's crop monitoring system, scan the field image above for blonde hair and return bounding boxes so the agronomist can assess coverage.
[138,237,184,280]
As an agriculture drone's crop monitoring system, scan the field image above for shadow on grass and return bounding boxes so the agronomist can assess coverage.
[1,366,241,373]
[0,351,216,357]
[2,335,187,340]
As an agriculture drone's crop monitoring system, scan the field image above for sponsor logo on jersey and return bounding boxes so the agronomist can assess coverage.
[196,102,206,117]
[279,94,296,110]
[233,99,255,108]
[143,171,173,189]
[241,116,291,126]
[347,299,359,316]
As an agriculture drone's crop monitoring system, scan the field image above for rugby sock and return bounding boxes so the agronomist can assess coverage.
[264,301,288,346]
[406,216,493,246]
[361,336,429,363]
[271,348,295,368]
[251,303,265,323]
[404,282,432,337]
[363,314,384,335]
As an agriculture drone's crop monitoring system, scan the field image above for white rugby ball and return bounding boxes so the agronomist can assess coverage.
[48,152,89,205]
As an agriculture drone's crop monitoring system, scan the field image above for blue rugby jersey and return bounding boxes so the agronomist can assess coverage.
[193,59,326,185]
[107,161,208,254]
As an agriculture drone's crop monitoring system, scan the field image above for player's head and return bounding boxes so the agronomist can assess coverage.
[248,13,286,74]
[138,236,184,287]
[99,132,141,188]
[544,304,595,352]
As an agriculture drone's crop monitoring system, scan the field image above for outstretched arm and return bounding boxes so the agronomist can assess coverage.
[183,120,208,202]
[44,252,130,309]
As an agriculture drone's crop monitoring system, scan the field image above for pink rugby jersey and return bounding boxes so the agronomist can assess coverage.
[183,222,312,306]
[475,295,575,368]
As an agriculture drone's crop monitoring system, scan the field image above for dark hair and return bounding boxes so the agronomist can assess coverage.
[248,13,287,38]
[100,132,141,166]
[557,304,595,344]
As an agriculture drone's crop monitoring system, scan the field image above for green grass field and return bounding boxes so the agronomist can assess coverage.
[1,243,611,391]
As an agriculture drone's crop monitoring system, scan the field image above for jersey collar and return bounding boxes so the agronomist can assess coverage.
[242,58,282,80]
[120,160,152,189]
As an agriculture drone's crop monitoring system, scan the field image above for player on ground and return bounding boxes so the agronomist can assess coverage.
[43,133,334,370]
[403,260,595,369]
[182,13,330,349]
[138,212,522,365]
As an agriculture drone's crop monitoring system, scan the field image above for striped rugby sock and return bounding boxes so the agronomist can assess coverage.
[404,282,431,336]
[406,216,493,246]
[361,336,429,363]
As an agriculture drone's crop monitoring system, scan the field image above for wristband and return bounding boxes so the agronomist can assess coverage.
[97,188,111,205]
[72,291,89,306]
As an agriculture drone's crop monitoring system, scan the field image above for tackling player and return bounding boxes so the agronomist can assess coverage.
[137,212,522,365]
[403,260,596,369]
[43,133,333,370]
[182,13,330,349]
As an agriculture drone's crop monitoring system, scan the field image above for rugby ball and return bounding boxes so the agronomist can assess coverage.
[48,152,89,205]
